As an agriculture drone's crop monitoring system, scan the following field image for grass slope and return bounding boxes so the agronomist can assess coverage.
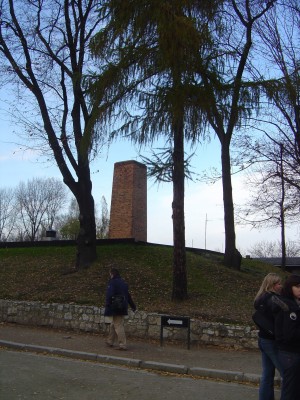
[0,243,289,325]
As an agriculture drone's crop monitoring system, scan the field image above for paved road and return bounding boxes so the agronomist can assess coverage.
[0,349,280,400]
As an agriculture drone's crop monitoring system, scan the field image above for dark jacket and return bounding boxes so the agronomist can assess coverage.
[274,296,300,353]
[104,275,136,316]
[254,292,278,340]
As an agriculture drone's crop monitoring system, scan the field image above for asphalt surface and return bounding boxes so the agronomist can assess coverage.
[1,349,271,400]
[0,322,281,386]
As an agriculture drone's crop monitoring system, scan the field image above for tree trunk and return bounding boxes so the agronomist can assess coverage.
[221,139,242,270]
[74,173,97,270]
[62,157,97,270]
[171,113,188,301]
[0,0,100,270]
[280,144,286,270]
[280,211,286,270]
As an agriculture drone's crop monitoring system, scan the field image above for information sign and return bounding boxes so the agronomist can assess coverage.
[160,315,190,349]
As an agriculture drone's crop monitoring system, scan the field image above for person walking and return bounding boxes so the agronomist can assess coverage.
[274,274,300,400]
[104,266,136,350]
[254,273,283,400]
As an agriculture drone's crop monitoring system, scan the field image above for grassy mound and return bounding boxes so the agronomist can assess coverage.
[0,243,288,325]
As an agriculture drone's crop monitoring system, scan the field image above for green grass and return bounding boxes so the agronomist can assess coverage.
[0,243,289,325]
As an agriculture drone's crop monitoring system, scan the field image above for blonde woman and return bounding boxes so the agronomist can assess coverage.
[254,273,283,400]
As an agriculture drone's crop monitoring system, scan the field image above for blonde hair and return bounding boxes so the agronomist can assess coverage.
[254,273,282,301]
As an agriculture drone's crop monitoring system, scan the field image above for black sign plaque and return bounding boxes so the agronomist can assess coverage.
[160,315,190,349]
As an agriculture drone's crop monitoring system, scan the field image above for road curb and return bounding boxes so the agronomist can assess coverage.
[97,353,142,368]
[189,367,246,382]
[0,340,260,385]
[141,360,188,374]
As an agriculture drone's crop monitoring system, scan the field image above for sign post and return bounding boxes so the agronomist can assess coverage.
[160,315,191,349]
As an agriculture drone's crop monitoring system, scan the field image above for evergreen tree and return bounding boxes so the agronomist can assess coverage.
[88,0,221,300]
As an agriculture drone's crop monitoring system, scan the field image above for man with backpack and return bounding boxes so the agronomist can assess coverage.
[104,266,136,350]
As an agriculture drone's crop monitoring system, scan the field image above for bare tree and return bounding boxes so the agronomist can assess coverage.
[248,241,278,258]
[0,0,106,267]
[248,240,300,258]
[259,0,300,137]
[15,177,67,241]
[56,197,79,240]
[42,177,68,231]
[96,195,109,239]
[195,0,277,269]
[232,1,300,267]
[56,194,109,239]
[0,187,16,241]
[16,178,49,241]
[236,159,299,267]
[240,1,300,192]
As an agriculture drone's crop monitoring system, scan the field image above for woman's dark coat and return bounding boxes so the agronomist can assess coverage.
[254,292,277,340]
[274,297,300,353]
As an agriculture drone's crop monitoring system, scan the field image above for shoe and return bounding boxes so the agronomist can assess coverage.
[105,342,113,347]
[115,347,127,351]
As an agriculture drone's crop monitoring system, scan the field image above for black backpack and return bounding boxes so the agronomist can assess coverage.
[111,295,126,312]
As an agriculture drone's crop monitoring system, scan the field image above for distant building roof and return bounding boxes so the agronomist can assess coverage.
[253,257,300,272]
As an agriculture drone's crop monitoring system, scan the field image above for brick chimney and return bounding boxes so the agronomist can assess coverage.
[108,160,147,242]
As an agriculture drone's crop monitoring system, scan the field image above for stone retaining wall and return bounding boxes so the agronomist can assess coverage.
[0,300,258,349]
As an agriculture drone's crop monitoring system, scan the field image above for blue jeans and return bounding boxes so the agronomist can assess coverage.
[258,337,282,400]
[279,350,300,400]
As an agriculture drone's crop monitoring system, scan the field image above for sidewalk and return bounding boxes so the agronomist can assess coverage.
[0,322,269,385]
